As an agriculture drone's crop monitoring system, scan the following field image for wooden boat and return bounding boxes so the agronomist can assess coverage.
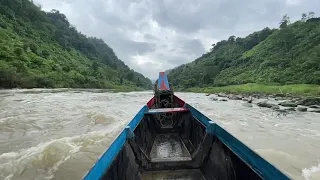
[83,72,291,180]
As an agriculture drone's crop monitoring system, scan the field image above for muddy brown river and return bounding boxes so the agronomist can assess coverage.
[0,89,319,180]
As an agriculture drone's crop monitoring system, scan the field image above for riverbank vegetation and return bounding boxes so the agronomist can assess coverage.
[168,13,320,96]
[0,0,152,89]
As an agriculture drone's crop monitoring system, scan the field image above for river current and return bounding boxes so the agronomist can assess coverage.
[0,89,319,180]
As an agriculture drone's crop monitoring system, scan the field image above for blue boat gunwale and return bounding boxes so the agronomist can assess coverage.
[83,98,291,180]
[186,103,291,180]
[83,105,149,180]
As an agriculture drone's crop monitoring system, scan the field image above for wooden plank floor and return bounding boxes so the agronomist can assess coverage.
[150,133,192,162]
[141,169,206,180]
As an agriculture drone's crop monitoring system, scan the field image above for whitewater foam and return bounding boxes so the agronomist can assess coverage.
[0,123,122,180]
[1,90,319,180]
[302,162,320,180]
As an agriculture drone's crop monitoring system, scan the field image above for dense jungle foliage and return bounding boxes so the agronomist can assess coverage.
[168,13,320,89]
[0,0,152,89]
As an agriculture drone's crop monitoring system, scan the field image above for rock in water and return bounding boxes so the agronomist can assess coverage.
[274,93,287,97]
[297,98,320,106]
[242,97,253,103]
[309,105,320,109]
[257,101,274,108]
[297,107,307,112]
[210,97,218,101]
[228,95,242,100]
[278,101,298,107]
[284,107,296,111]
[309,109,320,113]
[271,105,280,110]
[217,93,228,98]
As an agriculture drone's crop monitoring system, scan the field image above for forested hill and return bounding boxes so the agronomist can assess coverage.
[168,13,320,89]
[0,0,152,89]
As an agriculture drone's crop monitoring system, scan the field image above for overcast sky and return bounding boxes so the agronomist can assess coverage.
[34,0,319,79]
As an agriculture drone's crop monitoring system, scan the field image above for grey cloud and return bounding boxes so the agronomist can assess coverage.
[154,0,278,35]
[34,0,320,79]
[178,39,205,55]
[105,36,157,61]
[134,41,157,55]
[110,39,157,56]
[148,0,319,36]
[144,34,159,41]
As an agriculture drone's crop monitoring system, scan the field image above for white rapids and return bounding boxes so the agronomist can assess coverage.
[0,89,319,180]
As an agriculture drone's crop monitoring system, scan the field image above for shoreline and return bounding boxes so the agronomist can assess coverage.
[175,83,320,113]
[0,85,149,92]
[0,87,149,94]
[179,83,320,98]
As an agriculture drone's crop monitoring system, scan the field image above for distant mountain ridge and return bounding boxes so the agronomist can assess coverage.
[168,14,320,89]
[0,0,152,89]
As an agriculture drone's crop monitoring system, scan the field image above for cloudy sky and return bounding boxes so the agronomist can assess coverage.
[34,0,319,79]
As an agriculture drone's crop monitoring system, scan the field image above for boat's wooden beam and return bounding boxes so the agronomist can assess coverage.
[145,107,189,114]
[205,121,216,135]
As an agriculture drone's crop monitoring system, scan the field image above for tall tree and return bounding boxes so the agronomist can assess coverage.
[301,13,307,22]
[308,12,315,19]
[280,14,290,28]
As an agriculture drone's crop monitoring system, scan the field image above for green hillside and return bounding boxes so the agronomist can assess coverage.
[0,0,152,90]
[168,14,320,92]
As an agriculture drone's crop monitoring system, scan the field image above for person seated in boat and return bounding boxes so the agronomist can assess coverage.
[154,79,159,94]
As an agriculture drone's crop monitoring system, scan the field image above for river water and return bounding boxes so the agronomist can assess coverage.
[0,89,319,180]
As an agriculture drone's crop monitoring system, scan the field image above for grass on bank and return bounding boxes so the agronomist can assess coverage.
[183,83,320,97]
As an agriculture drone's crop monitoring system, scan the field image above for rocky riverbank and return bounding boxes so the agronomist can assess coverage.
[206,93,320,113]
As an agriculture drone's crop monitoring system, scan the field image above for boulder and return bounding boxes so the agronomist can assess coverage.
[274,93,287,97]
[278,101,297,107]
[274,109,287,113]
[283,107,296,111]
[296,107,307,112]
[274,109,290,116]
[297,97,320,106]
[309,105,320,109]
[209,97,218,101]
[257,101,274,108]
[205,93,211,96]
[252,94,266,99]
[228,95,242,100]
[271,105,280,110]
[217,93,228,98]
[242,97,253,103]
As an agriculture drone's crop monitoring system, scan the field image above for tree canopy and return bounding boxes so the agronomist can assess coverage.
[168,13,320,89]
[0,0,152,89]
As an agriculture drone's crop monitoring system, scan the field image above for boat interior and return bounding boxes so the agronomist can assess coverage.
[101,105,262,180]
[101,88,263,180]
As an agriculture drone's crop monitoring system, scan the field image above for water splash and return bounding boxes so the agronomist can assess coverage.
[302,161,320,180]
